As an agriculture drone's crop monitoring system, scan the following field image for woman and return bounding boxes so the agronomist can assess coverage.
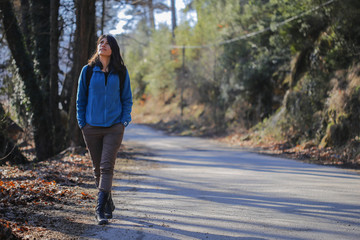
[76,34,132,225]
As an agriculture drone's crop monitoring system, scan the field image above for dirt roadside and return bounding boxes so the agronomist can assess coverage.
[0,143,145,240]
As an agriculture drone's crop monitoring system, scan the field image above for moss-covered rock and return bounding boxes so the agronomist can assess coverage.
[320,115,351,148]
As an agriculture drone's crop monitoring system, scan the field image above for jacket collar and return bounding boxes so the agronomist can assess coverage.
[93,63,114,73]
[93,65,102,72]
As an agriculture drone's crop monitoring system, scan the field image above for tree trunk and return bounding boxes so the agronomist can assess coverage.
[30,0,51,94]
[148,0,155,30]
[101,0,105,35]
[68,0,96,147]
[59,29,76,113]
[50,0,65,152]
[0,0,54,161]
[29,0,62,156]
[20,0,32,54]
[171,0,176,38]
[50,0,60,110]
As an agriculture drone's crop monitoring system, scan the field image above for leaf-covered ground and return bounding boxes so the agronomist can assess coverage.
[0,147,98,239]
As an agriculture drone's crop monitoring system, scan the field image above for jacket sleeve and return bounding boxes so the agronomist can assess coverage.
[120,69,133,127]
[76,65,88,129]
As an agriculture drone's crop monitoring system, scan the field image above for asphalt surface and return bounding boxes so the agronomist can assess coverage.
[82,124,360,240]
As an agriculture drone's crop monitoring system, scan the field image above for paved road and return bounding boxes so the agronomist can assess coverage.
[82,124,360,240]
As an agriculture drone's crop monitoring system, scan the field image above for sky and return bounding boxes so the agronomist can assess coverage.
[110,0,197,35]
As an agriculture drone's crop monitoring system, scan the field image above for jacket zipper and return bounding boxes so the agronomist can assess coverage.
[104,72,107,123]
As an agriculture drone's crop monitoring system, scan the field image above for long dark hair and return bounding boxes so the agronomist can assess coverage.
[88,34,126,74]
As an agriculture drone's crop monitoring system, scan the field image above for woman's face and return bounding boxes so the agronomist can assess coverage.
[98,37,112,57]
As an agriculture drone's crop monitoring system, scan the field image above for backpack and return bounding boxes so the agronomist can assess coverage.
[86,65,125,96]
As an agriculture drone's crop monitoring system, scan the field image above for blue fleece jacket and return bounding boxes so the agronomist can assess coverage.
[76,65,133,129]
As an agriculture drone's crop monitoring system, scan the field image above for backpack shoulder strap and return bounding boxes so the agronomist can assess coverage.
[86,65,94,96]
[119,68,126,95]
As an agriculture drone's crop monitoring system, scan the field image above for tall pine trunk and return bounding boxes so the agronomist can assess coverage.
[68,0,96,146]
[20,0,32,54]
[148,0,155,30]
[171,0,176,38]
[50,0,65,152]
[30,0,51,93]
[100,0,106,35]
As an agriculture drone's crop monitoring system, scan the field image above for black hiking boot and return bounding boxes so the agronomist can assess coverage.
[95,191,109,225]
[105,192,115,219]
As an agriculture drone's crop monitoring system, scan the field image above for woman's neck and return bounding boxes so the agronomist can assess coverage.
[99,55,110,72]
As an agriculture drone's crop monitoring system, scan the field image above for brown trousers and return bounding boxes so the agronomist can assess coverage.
[82,123,124,192]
